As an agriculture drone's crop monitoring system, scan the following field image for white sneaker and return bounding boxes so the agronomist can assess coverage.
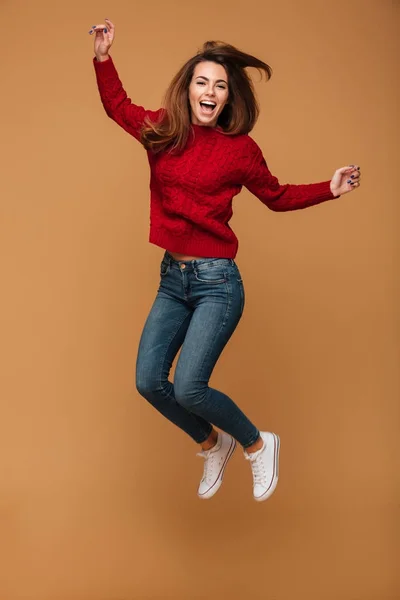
[197,431,236,499]
[244,432,280,502]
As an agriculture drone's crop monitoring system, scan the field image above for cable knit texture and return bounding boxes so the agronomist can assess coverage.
[93,55,338,258]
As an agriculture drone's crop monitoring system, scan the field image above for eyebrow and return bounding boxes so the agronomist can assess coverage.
[196,75,228,84]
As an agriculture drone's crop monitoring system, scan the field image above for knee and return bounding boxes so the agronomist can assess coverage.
[136,374,151,399]
[136,368,159,400]
[174,377,207,409]
[136,362,172,405]
[136,349,160,398]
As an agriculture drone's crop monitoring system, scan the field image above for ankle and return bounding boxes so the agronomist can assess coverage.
[201,429,219,451]
[245,435,263,454]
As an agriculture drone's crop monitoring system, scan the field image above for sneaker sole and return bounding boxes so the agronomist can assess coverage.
[254,433,280,502]
[198,437,237,500]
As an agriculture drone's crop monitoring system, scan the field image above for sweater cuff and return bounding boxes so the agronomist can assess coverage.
[93,54,114,72]
[320,179,340,200]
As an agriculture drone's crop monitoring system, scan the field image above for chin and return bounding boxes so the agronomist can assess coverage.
[194,113,218,127]
[199,120,216,127]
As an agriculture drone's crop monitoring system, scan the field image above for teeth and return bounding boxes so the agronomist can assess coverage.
[201,101,216,107]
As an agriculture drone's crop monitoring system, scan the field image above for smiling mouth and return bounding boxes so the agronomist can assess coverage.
[200,101,217,114]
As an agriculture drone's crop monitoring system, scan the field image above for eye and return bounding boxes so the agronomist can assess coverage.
[196,81,206,85]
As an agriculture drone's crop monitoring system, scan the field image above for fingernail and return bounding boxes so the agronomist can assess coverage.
[347,179,352,183]
[350,175,355,179]
[104,28,107,32]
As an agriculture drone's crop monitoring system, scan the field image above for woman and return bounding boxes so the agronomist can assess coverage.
[89,18,361,502]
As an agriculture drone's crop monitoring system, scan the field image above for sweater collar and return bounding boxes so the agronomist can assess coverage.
[191,123,224,134]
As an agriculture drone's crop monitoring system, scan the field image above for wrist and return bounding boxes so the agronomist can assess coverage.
[330,181,339,197]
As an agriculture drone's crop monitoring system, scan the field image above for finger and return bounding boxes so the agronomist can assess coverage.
[347,174,361,182]
[337,166,356,174]
[88,23,107,34]
[105,21,115,41]
[104,18,115,29]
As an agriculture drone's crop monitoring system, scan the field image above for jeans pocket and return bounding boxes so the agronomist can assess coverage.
[160,260,170,277]
[194,270,227,284]
[238,278,245,313]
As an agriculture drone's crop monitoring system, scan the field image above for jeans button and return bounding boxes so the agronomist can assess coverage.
[180,264,186,269]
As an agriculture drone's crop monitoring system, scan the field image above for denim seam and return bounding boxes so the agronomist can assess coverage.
[156,312,192,404]
[156,311,212,440]
[238,279,245,315]
[186,276,232,410]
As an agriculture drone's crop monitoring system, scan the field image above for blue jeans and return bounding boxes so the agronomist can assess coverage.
[135,252,260,448]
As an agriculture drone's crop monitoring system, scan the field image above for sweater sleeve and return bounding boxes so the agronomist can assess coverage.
[242,138,339,211]
[93,55,163,142]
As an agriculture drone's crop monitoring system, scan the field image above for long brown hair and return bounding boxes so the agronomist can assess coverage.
[140,41,272,154]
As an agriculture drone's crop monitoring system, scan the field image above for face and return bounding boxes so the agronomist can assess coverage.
[188,61,229,127]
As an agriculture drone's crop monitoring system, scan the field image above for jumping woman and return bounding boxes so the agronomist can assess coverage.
[89,18,361,501]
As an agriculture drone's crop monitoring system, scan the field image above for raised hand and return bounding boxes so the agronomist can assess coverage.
[88,18,115,59]
[330,165,361,197]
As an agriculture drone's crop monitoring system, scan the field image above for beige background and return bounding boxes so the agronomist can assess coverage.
[1,0,399,599]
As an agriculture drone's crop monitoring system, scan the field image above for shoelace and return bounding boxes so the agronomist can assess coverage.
[245,448,267,485]
[197,448,218,484]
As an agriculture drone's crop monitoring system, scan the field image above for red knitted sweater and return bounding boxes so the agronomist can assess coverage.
[93,55,338,258]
